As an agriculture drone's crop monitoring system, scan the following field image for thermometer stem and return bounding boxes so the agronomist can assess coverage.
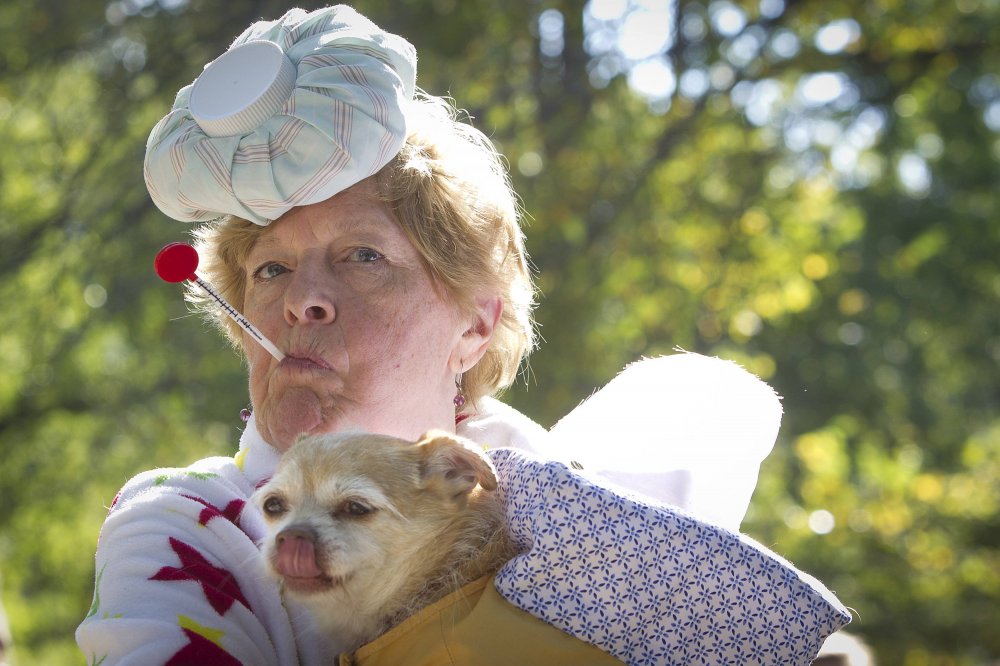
[192,274,285,361]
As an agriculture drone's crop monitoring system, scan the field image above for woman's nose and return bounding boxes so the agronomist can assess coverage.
[284,266,336,325]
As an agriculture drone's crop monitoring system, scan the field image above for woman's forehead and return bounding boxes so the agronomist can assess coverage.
[254,189,401,249]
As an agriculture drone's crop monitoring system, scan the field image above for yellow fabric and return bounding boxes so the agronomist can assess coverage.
[337,575,624,666]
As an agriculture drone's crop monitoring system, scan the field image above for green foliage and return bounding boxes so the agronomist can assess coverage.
[1,0,997,664]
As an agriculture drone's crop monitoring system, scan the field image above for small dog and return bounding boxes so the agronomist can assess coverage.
[254,430,517,655]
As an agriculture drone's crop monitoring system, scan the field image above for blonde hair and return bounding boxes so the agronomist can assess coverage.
[189,93,536,402]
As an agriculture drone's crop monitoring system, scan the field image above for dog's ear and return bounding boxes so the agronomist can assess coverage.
[416,430,498,499]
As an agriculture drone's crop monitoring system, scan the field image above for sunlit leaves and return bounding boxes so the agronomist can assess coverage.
[1,0,998,664]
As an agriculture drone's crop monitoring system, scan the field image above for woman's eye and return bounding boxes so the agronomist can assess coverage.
[252,262,288,280]
[347,247,383,263]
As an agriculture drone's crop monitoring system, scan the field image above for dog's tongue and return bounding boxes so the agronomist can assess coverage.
[275,535,323,579]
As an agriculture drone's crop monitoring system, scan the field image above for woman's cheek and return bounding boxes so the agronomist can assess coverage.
[245,350,268,407]
[243,297,288,364]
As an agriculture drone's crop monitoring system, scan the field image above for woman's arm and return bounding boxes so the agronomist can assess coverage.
[76,459,300,666]
[489,447,852,665]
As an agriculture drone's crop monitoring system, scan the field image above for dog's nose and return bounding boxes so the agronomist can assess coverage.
[276,524,318,545]
[274,525,324,579]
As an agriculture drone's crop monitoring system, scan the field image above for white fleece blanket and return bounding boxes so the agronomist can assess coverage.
[76,353,850,665]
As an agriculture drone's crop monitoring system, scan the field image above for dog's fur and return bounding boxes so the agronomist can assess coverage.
[254,430,517,655]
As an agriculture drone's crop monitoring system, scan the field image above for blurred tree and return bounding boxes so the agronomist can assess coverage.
[0,0,996,664]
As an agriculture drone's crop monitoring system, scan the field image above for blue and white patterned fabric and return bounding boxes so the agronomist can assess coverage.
[489,448,852,666]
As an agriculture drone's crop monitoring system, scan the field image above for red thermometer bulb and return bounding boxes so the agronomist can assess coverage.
[154,242,285,361]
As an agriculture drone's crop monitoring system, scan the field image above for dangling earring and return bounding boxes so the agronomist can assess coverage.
[239,405,252,422]
[453,374,466,409]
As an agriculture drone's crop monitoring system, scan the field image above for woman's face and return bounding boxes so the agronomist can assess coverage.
[241,179,488,451]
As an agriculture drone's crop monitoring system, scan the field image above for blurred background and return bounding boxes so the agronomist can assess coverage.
[0,0,997,664]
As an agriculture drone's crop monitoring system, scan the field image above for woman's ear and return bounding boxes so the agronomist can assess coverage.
[449,295,502,373]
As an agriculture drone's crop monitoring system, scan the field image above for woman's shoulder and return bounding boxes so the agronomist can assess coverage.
[458,396,552,455]
[125,453,245,485]
[109,454,253,514]
[107,418,279,519]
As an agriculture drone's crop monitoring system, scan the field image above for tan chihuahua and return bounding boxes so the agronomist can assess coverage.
[254,430,517,655]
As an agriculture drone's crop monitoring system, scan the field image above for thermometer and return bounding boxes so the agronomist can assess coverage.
[154,242,285,361]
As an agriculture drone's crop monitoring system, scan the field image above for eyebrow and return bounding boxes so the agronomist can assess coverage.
[248,211,400,256]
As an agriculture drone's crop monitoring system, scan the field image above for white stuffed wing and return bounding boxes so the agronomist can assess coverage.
[548,351,782,530]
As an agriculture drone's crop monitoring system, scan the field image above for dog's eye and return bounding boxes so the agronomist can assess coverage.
[262,496,287,516]
[342,500,373,517]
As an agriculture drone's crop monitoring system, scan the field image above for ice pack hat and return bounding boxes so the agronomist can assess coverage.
[143,5,417,225]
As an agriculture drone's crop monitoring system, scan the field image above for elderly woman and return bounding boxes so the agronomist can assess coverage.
[191,96,534,451]
[77,6,849,665]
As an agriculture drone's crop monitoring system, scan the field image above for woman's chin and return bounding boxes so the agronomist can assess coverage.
[257,388,329,450]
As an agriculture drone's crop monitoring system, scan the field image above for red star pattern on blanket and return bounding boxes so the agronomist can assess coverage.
[151,537,250,616]
[165,627,242,666]
[182,495,246,528]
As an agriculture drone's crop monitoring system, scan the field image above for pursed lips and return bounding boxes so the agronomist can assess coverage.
[279,353,333,372]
